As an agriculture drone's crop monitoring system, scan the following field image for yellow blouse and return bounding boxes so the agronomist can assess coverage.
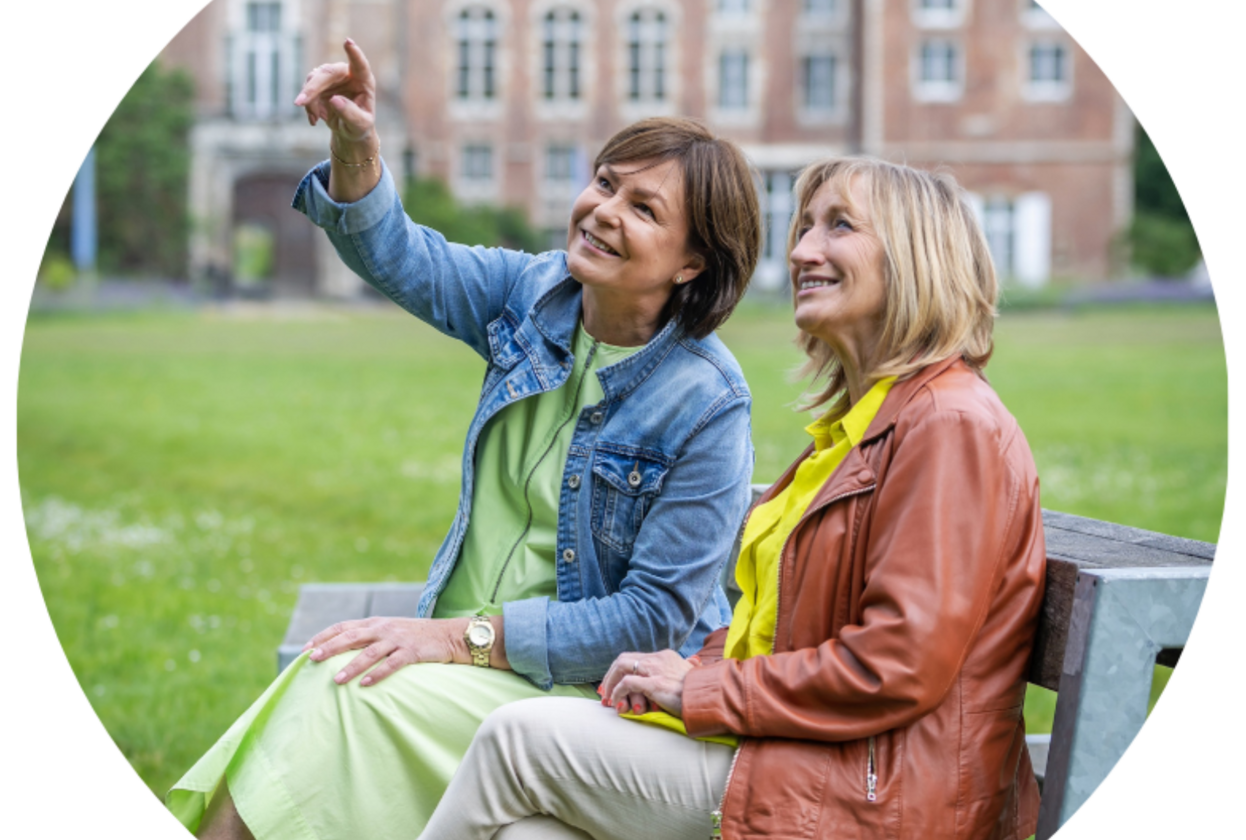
[623,377,896,745]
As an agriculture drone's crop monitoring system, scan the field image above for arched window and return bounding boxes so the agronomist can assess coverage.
[230,0,301,119]
[542,7,582,100]
[627,8,667,102]
[456,6,498,101]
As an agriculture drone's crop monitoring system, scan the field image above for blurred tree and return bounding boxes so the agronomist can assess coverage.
[403,177,544,253]
[1130,125,1201,278]
[94,60,195,278]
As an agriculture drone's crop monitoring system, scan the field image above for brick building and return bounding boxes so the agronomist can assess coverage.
[160,0,1132,296]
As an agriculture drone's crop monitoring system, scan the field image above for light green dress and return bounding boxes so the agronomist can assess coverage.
[166,324,639,839]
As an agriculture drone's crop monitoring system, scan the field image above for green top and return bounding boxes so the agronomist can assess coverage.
[434,322,642,618]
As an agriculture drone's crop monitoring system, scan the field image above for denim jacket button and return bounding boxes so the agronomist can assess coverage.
[568,474,581,490]
[562,548,576,563]
[590,411,604,424]
[628,470,642,488]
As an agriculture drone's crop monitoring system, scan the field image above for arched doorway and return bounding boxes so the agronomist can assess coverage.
[232,173,317,297]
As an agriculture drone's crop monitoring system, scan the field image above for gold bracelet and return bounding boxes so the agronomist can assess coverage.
[330,140,380,169]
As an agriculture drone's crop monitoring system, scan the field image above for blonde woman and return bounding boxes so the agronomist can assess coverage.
[418,157,1047,840]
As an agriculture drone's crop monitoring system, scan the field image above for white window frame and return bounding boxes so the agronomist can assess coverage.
[536,141,587,228]
[541,6,582,103]
[801,52,838,115]
[457,142,499,203]
[716,0,752,15]
[1020,0,1060,30]
[1022,38,1073,101]
[705,0,763,127]
[455,5,499,103]
[618,3,679,120]
[801,0,841,23]
[227,0,302,121]
[718,50,750,110]
[912,0,969,30]
[793,0,848,125]
[755,168,797,292]
[912,38,964,102]
[446,2,508,120]
[968,191,1051,287]
[532,1,593,121]
[626,6,669,104]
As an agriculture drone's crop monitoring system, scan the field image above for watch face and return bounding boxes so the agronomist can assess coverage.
[468,624,493,647]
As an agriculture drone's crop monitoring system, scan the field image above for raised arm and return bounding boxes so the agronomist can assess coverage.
[295,38,382,203]
[291,40,537,358]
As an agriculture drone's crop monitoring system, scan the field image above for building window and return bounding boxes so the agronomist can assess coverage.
[545,144,576,183]
[1029,41,1067,82]
[1024,40,1072,99]
[231,1,298,119]
[717,0,751,14]
[914,38,962,101]
[462,144,494,181]
[913,0,965,28]
[1022,0,1059,29]
[756,169,796,291]
[542,7,582,101]
[627,8,668,102]
[1026,41,1066,80]
[718,50,749,110]
[920,40,957,82]
[802,54,837,112]
[982,197,1015,280]
[803,0,837,16]
[457,6,498,101]
[973,192,1051,286]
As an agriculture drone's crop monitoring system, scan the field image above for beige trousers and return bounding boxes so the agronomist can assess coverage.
[418,696,736,840]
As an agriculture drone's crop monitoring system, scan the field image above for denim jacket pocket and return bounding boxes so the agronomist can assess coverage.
[486,313,525,370]
[589,448,670,562]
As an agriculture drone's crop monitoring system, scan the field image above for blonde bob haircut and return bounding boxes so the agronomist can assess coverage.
[789,157,998,415]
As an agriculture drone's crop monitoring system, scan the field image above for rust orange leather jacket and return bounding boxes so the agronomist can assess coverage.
[683,357,1046,840]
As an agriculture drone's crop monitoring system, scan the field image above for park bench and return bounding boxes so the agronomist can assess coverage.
[277,486,1214,839]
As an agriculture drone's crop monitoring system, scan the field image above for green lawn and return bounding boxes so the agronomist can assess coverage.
[17,301,1225,796]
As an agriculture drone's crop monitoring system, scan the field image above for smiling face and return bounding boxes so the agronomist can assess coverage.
[790,176,888,370]
[565,157,705,335]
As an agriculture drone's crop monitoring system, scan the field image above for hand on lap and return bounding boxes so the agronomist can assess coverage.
[597,649,699,718]
[303,616,472,686]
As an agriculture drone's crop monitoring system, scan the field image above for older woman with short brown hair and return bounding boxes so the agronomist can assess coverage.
[167,40,763,840]
[418,156,1046,840]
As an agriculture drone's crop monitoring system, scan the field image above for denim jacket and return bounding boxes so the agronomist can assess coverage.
[293,161,753,689]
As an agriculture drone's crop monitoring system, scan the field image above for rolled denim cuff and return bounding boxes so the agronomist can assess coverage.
[502,596,554,690]
[291,159,397,236]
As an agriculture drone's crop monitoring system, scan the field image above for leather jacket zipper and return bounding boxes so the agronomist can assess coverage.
[714,480,876,835]
[867,735,878,802]
[710,744,743,838]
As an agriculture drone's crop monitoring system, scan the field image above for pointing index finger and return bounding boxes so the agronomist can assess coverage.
[343,38,374,85]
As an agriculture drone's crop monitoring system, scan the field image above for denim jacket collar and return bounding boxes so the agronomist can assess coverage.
[524,273,686,404]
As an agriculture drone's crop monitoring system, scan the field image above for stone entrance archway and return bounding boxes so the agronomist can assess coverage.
[233,172,317,297]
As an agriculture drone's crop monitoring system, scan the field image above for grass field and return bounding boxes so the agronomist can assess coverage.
[17,301,1226,797]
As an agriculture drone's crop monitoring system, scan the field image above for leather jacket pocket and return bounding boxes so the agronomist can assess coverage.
[589,449,670,566]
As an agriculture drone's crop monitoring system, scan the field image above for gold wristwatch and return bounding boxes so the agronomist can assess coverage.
[464,615,495,667]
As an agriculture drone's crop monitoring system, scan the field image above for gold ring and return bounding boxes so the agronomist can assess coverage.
[632,660,640,675]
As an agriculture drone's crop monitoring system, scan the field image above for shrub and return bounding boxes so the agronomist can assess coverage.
[402,177,544,253]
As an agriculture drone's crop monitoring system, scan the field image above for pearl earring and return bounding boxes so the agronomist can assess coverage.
[674,275,685,285]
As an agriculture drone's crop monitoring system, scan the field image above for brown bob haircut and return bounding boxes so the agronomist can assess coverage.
[790,157,999,415]
[593,117,761,340]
